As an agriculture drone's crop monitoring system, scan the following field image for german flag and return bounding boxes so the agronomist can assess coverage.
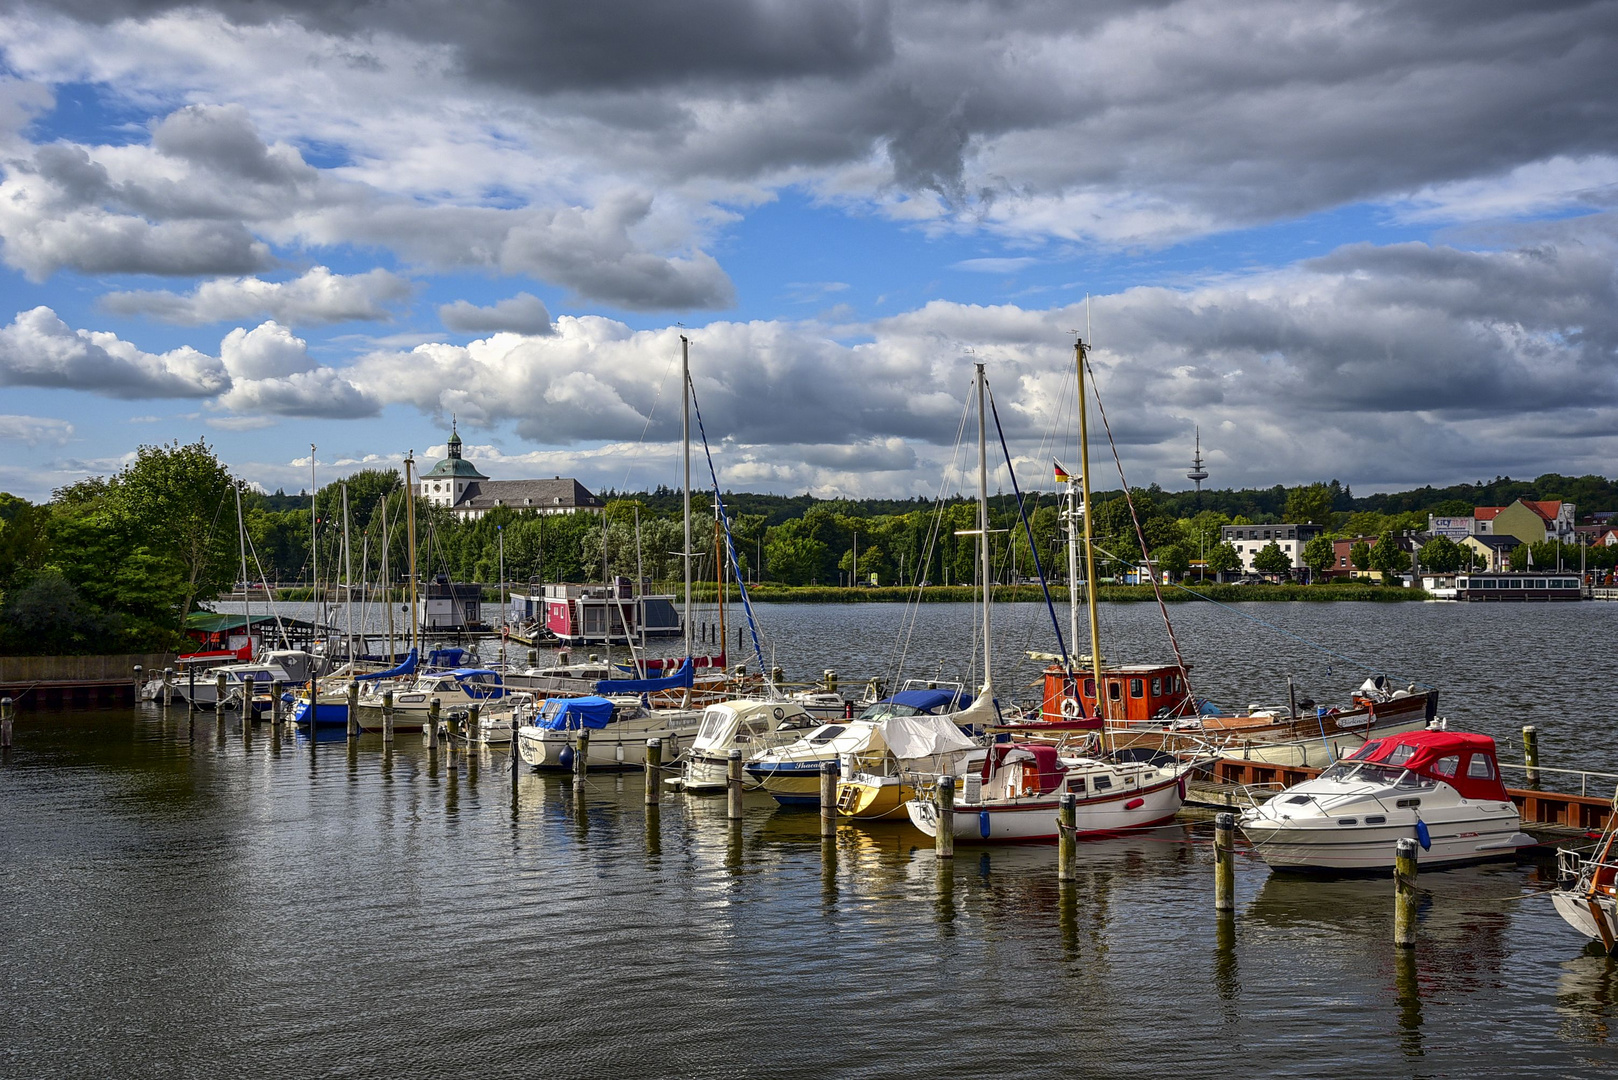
[1054,459,1071,484]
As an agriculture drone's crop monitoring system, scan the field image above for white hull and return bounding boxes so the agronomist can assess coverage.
[517,712,701,770]
[681,752,732,791]
[1551,890,1618,945]
[1240,811,1529,870]
[906,776,1183,843]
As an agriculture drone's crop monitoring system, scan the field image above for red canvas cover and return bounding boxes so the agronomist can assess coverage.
[983,743,1068,793]
[1353,730,1510,801]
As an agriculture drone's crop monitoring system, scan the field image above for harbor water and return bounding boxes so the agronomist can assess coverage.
[4,601,1617,1078]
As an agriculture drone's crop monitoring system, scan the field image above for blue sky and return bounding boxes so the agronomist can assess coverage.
[1,1,1616,502]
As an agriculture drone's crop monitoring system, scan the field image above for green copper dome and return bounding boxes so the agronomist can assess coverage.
[422,421,487,480]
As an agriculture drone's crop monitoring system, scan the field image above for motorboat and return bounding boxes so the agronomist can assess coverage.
[1551,792,1618,952]
[173,650,329,711]
[834,690,987,820]
[678,699,821,792]
[289,648,419,727]
[352,667,509,732]
[744,721,885,806]
[515,695,704,770]
[1237,730,1534,872]
[905,742,1190,843]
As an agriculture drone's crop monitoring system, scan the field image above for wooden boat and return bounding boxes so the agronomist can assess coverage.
[1237,730,1533,871]
[1552,791,1618,952]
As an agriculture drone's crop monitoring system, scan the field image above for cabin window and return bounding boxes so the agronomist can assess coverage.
[1395,798,1421,809]
[1108,682,1121,701]
[809,725,846,744]
[1093,776,1112,790]
[1385,745,1416,766]
[1067,777,1086,793]
[1347,741,1383,760]
[1150,678,1162,697]
[1083,678,1096,698]
[1432,755,1459,778]
[1337,818,1357,826]
[1364,815,1386,825]
[1466,755,1496,780]
[1129,679,1144,698]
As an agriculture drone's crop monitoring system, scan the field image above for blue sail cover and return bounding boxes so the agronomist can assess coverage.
[595,656,694,695]
[537,696,616,730]
[356,648,418,681]
[426,647,467,669]
[889,689,973,713]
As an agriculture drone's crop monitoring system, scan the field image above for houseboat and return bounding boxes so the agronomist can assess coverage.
[507,578,682,645]
[1448,573,1583,601]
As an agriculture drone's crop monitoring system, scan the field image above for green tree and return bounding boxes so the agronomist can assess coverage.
[1284,483,1335,525]
[1350,541,1372,574]
[1369,531,1410,579]
[1252,541,1292,577]
[1507,543,1529,572]
[1301,534,1337,578]
[111,440,239,626]
[1418,534,1462,573]
[1207,541,1240,577]
[1156,543,1191,582]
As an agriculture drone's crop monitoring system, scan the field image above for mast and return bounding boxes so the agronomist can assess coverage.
[635,504,647,672]
[498,525,506,671]
[310,445,319,647]
[976,362,993,697]
[404,451,418,656]
[602,508,611,669]
[681,334,692,662]
[1075,339,1107,737]
[235,484,252,657]
[342,481,353,662]
[1065,474,1080,666]
[715,503,726,667]
[381,493,394,661]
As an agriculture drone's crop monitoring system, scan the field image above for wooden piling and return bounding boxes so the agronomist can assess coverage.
[820,760,839,837]
[510,717,521,777]
[1394,837,1419,948]
[215,671,228,712]
[1215,812,1236,912]
[162,666,174,708]
[133,665,143,702]
[270,679,283,724]
[1522,725,1541,788]
[1,697,13,750]
[381,688,395,744]
[242,674,255,730]
[466,703,481,748]
[1057,793,1077,882]
[347,681,360,738]
[426,697,440,750]
[727,749,744,820]
[573,727,589,781]
[823,669,837,694]
[187,667,196,715]
[935,775,956,859]
[645,738,662,806]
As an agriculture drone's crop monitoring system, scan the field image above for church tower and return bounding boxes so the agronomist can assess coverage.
[418,419,488,509]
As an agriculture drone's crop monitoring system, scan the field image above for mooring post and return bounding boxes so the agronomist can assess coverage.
[215,671,228,712]
[727,749,745,821]
[162,666,175,708]
[935,775,956,859]
[1522,725,1541,788]
[1057,792,1077,882]
[1394,837,1419,948]
[510,716,521,778]
[573,726,589,782]
[1215,812,1236,912]
[645,738,662,806]
[270,679,283,725]
[187,666,196,715]
[466,703,480,748]
[381,688,395,744]
[133,665,143,705]
[242,674,255,730]
[820,760,839,837]
[823,668,837,694]
[344,681,359,738]
[1,697,13,750]
[427,697,440,750]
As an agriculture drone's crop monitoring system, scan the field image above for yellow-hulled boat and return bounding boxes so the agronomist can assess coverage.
[836,770,916,821]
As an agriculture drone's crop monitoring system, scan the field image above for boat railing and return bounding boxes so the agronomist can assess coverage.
[1231,781,1288,809]
[1496,761,1618,798]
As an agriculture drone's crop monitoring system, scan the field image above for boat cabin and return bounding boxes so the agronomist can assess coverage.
[692,699,817,752]
[1330,730,1509,802]
[530,579,682,644]
[1038,662,1193,724]
[857,688,972,722]
[978,743,1067,800]
[417,668,507,700]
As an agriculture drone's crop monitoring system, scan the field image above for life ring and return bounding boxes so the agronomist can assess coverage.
[1060,697,1082,719]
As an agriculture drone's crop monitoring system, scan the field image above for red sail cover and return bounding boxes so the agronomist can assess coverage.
[1347,730,1510,802]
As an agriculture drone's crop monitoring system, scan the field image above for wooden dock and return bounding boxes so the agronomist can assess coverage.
[1186,757,1614,842]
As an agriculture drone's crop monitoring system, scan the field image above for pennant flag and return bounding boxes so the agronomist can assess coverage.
[1054,459,1071,484]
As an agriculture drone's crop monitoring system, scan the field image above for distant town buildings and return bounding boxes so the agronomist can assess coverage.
[1460,534,1521,572]
[1221,522,1324,573]
[417,424,604,521]
[1431,499,1575,547]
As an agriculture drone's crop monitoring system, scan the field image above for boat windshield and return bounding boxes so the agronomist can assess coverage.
[1319,761,1427,787]
[808,725,847,744]
[696,709,734,742]
[858,702,926,721]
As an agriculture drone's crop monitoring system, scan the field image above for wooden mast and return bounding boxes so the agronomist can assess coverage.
[1076,338,1108,745]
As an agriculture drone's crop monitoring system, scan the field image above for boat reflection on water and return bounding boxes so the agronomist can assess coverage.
[1556,951,1618,1046]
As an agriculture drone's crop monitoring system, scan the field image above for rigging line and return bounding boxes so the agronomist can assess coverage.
[619,349,681,493]
[685,378,770,682]
[1080,349,1195,700]
[985,379,1069,668]
[1160,578,1435,688]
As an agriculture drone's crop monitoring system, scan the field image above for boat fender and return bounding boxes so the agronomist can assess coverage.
[1125,797,1144,810]
[559,746,574,769]
[1415,817,1431,851]
[1176,776,1186,800]
[1060,698,1082,719]
[979,811,991,839]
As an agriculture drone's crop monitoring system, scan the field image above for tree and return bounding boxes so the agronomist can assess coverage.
[111,440,239,627]
[1369,531,1410,579]
[1302,534,1336,578]
[1157,543,1191,582]
[1206,541,1240,577]
[1507,543,1529,572]
[1284,483,1335,525]
[1252,541,1292,577]
[1418,534,1462,573]
[1350,541,1372,575]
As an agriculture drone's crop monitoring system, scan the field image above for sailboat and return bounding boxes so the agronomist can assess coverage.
[905,347,1196,843]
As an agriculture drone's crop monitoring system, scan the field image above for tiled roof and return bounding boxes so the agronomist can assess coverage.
[453,478,602,511]
[1520,499,1563,522]
[1473,507,1503,520]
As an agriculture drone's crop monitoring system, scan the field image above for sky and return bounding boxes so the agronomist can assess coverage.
[0,0,1616,503]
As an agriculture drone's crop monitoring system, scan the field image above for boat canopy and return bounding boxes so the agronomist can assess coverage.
[356,647,417,681]
[427,647,468,669]
[859,687,973,721]
[537,696,616,730]
[596,656,694,694]
[981,742,1066,793]
[1344,729,1509,802]
[882,715,977,761]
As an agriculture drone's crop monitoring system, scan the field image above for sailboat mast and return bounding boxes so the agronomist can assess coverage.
[342,481,353,662]
[976,362,992,694]
[404,451,418,656]
[1075,339,1107,734]
[681,334,692,661]
[1066,477,1080,665]
[382,494,394,661]
[235,484,251,656]
[635,504,647,670]
[498,526,506,671]
[310,445,319,646]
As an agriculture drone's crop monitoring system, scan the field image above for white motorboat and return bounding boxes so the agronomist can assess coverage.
[516,695,704,770]
[1551,792,1618,952]
[679,699,821,792]
[176,649,329,710]
[354,667,509,732]
[1238,730,1534,872]
[905,742,1190,843]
